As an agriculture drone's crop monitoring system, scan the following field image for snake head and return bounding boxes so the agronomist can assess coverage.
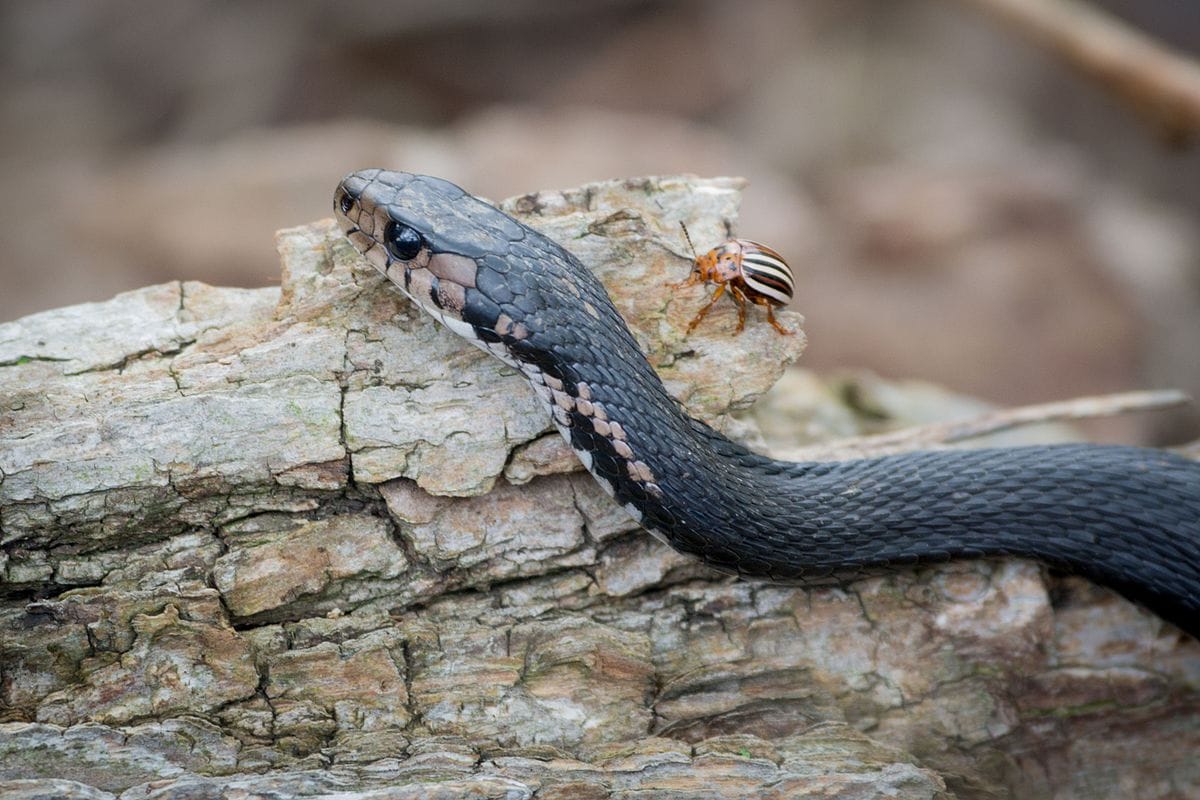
[334,169,525,343]
[334,169,525,267]
[334,170,616,353]
[333,168,648,380]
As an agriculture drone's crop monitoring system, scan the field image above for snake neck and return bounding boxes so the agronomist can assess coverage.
[445,224,1200,638]
[511,317,1200,636]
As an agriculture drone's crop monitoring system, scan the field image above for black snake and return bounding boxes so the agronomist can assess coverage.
[334,169,1200,637]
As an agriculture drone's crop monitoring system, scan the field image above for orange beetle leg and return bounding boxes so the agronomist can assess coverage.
[729,285,751,334]
[666,268,704,290]
[684,283,727,334]
[748,293,793,336]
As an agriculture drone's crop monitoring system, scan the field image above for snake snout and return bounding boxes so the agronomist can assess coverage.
[332,188,358,242]
[333,184,355,219]
[333,169,393,235]
[333,174,368,233]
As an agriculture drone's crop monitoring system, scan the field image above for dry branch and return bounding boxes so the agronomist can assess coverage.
[956,0,1200,145]
[786,388,1192,461]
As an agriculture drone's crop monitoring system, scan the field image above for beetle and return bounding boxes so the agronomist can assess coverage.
[669,223,795,335]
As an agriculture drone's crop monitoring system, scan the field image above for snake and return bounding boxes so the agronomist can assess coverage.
[333,169,1200,637]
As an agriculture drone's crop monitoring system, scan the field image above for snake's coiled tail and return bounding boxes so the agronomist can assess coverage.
[334,169,1200,637]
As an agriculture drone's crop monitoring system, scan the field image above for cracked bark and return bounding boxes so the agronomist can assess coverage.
[1,175,1197,800]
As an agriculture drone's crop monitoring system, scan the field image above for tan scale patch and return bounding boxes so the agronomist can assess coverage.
[347,230,376,256]
[373,209,396,240]
[364,243,388,271]
[407,268,434,303]
[592,418,611,437]
[627,460,656,483]
[427,253,478,288]
[437,280,466,313]
[609,422,627,441]
[553,389,574,411]
[544,374,564,392]
[358,212,375,236]
[494,313,514,337]
[552,405,571,426]
[612,440,634,459]
[577,382,592,401]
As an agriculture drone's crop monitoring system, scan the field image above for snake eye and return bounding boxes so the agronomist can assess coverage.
[338,192,353,215]
[384,221,424,261]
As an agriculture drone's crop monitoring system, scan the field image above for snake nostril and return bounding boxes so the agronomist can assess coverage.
[337,191,354,215]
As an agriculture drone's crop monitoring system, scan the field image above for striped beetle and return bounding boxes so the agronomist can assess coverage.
[670,223,795,335]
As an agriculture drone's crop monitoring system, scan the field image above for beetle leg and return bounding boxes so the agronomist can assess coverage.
[684,283,727,333]
[746,293,793,336]
[764,302,793,336]
[729,285,750,334]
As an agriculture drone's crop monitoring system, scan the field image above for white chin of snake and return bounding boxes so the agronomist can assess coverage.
[431,307,480,343]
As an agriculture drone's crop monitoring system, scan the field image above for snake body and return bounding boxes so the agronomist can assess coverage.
[334,170,1200,637]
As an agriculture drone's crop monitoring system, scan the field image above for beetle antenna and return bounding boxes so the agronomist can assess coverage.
[679,221,698,260]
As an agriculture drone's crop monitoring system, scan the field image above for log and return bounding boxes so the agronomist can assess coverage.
[1,176,1197,799]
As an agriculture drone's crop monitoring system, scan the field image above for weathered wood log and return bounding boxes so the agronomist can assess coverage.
[1,176,1197,799]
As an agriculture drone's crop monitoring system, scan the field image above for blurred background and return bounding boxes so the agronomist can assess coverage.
[2,0,1198,442]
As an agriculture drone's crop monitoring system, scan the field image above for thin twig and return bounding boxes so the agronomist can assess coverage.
[781,389,1192,461]
[953,0,1200,146]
